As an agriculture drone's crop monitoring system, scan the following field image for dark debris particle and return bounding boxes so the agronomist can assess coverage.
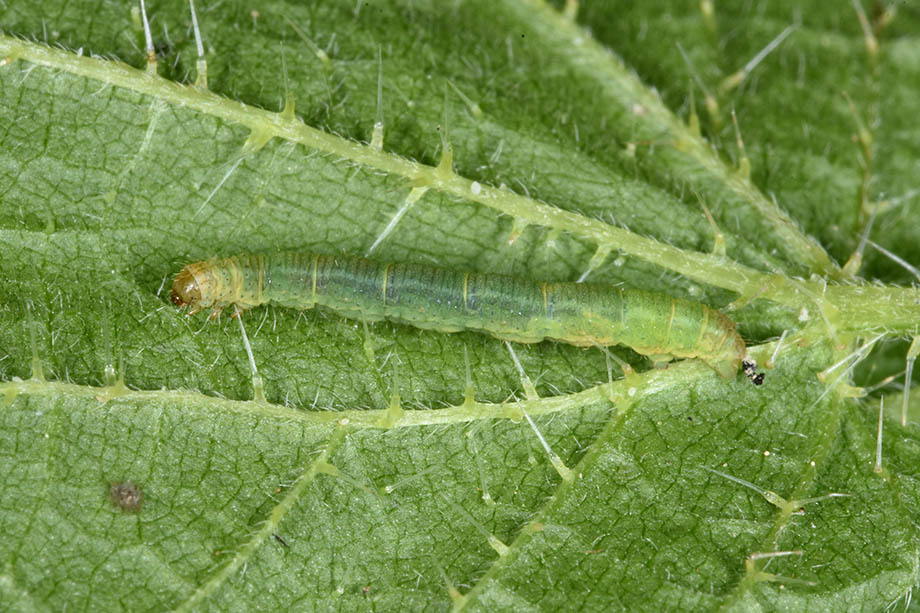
[742,359,765,386]
[109,481,142,512]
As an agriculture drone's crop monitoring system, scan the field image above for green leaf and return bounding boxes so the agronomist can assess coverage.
[2,1,919,610]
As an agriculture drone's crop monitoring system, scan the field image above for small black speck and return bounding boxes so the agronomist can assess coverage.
[274,533,289,547]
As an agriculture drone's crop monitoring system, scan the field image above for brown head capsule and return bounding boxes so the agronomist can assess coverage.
[171,265,203,310]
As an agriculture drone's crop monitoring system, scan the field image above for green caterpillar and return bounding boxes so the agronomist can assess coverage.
[171,253,762,383]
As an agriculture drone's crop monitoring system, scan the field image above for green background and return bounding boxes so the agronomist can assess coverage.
[2,0,920,610]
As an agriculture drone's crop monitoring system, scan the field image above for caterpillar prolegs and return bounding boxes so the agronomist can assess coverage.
[171,253,763,384]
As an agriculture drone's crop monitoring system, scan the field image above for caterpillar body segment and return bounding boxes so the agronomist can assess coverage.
[171,253,753,381]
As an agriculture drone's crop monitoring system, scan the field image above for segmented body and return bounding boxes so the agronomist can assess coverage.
[171,253,746,379]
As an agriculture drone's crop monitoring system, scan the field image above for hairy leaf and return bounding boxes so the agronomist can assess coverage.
[2,1,919,610]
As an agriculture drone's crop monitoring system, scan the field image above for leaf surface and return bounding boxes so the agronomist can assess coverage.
[1,1,920,610]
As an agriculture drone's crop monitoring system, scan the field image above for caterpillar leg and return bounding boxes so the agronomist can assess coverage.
[207,304,228,320]
[649,354,674,370]
[209,302,251,320]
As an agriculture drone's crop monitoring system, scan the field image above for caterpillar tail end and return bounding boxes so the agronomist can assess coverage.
[705,355,764,385]
[707,357,740,380]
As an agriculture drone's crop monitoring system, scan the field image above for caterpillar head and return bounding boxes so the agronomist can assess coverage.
[171,265,204,313]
